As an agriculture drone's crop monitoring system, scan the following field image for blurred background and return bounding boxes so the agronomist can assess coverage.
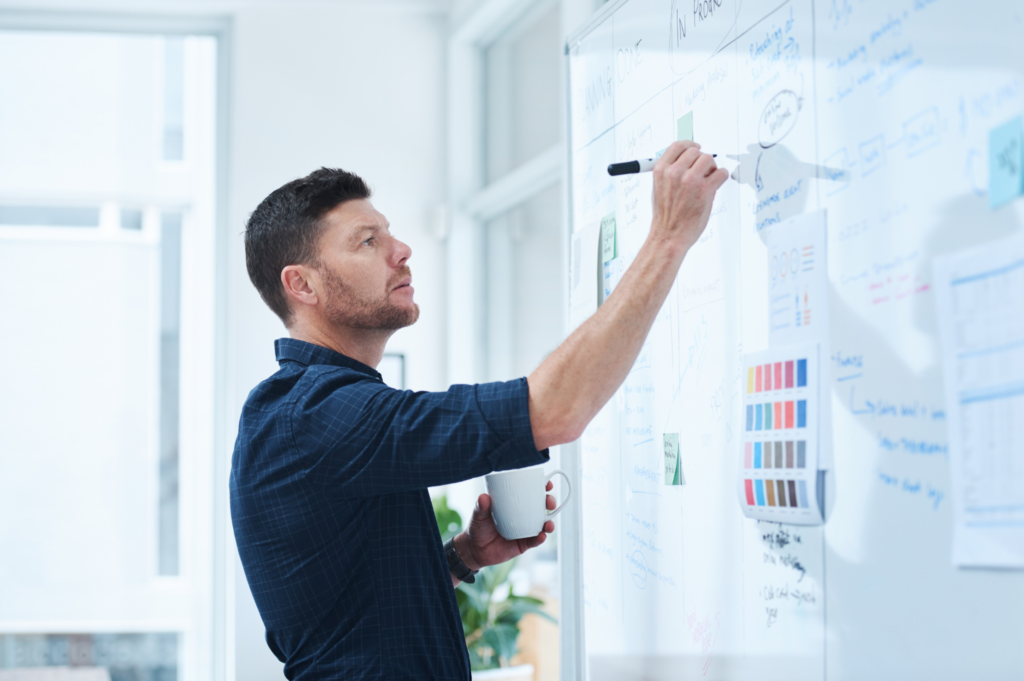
[0,0,613,679]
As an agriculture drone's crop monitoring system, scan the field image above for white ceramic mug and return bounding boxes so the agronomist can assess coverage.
[485,464,572,540]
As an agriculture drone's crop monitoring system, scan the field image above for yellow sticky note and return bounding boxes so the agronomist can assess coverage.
[747,367,754,393]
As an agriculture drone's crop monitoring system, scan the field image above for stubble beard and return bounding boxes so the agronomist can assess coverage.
[320,264,420,332]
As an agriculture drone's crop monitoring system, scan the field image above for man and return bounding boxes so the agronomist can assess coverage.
[231,141,727,679]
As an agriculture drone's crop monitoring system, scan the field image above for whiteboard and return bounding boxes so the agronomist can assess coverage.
[564,0,1024,679]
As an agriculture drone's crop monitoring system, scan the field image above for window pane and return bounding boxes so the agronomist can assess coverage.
[159,212,182,576]
[484,182,565,381]
[121,208,144,230]
[0,204,99,227]
[0,633,178,679]
[484,3,562,183]
[0,30,217,674]
[162,38,185,161]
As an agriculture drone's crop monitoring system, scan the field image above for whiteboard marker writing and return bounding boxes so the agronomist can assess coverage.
[607,154,716,176]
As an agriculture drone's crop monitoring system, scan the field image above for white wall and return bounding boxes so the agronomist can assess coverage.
[225,5,448,679]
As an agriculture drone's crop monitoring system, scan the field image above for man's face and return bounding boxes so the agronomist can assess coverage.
[314,199,419,331]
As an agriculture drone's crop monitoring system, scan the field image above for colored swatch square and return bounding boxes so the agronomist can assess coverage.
[677,110,694,142]
[754,442,762,468]
[755,404,763,430]
[788,480,798,508]
[785,361,794,388]
[785,401,794,428]
[776,480,787,507]
[774,402,782,430]
[764,364,772,391]
[797,440,806,468]
[747,367,754,393]
[763,442,772,468]
[764,402,773,429]
[797,358,807,387]
[600,212,617,264]
[989,115,1024,209]
[756,365,763,392]
[756,479,766,505]
[745,442,752,468]
[774,362,782,388]
[775,441,783,468]
[745,479,755,505]
[797,399,807,428]
[766,479,776,506]
[786,441,794,468]
[798,480,809,508]
[746,405,753,431]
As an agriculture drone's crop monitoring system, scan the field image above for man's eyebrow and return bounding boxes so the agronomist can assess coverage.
[352,223,383,238]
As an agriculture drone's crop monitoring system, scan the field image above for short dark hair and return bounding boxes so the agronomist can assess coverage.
[244,167,371,325]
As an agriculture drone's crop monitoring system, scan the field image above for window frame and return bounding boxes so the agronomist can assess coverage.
[0,11,233,681]
[446,1,601,677]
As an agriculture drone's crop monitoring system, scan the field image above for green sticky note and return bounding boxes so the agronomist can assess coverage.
[990,116,1024,209]
[677,111,694,142]
[664,433,684,485]
[600,212,617,263]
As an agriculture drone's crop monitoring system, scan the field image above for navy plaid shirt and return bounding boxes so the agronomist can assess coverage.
[230,338,548,680]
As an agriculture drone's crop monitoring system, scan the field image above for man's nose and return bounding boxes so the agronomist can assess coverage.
[392,236,412,266]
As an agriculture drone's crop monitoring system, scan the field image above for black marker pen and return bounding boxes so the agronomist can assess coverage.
[608,154,716,176]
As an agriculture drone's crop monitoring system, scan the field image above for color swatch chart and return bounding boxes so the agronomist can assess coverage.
[737,343,823,525]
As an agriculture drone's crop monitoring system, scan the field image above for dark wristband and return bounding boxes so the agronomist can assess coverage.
[444,537,478,584]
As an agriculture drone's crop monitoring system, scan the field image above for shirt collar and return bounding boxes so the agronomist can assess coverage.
[274,338,382,380]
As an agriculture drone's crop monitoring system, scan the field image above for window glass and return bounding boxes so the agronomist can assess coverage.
[0,205,100,227]
[484,182,565,381]
[484,2,562,183]
[0,29,216,680]
[0,633,178,679]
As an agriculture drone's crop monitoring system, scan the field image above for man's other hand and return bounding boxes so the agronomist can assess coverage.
[454,482,556,573]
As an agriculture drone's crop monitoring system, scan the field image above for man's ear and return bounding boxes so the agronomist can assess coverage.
[281,265,319,311]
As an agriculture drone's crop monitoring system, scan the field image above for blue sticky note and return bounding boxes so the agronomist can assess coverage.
[754,442,762,468]
[755,480,766,506]
[797,400,807,428]
[755,404,763,430]
[746,405,753,431]
[797,358,807,387]
[989,116,1024,209]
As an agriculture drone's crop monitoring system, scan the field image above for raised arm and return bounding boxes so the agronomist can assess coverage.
[528,141,728,450]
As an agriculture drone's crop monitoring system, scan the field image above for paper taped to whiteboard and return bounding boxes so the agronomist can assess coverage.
[935,236,1024,568]
[738,342,824,525]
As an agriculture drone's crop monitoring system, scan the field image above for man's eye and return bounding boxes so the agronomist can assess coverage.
[363,237,374,246]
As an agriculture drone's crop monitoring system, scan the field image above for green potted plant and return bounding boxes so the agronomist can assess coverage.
[432,495,556,678]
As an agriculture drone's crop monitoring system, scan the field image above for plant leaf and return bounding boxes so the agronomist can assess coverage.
[432,495,463,542]
[496,595,557,625]
[481,623,520,667]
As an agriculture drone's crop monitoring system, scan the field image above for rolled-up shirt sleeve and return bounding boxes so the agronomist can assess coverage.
[292,369,549,497]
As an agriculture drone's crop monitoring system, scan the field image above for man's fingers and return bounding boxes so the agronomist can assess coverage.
[543,520,555,533]
[546,481,553,492]
[690,152,717,179]
[670,146,703,174]
[709,166,730,189]
[475,493,492,516]
[546,494,556,511]
[656,140,700,170]
[521,533,546,550]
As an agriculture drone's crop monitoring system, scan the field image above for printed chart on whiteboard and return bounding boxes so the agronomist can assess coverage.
[738,343,823,525]
[935,236,1024,568]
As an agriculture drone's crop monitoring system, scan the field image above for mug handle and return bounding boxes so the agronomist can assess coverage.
[545,470,573,520]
